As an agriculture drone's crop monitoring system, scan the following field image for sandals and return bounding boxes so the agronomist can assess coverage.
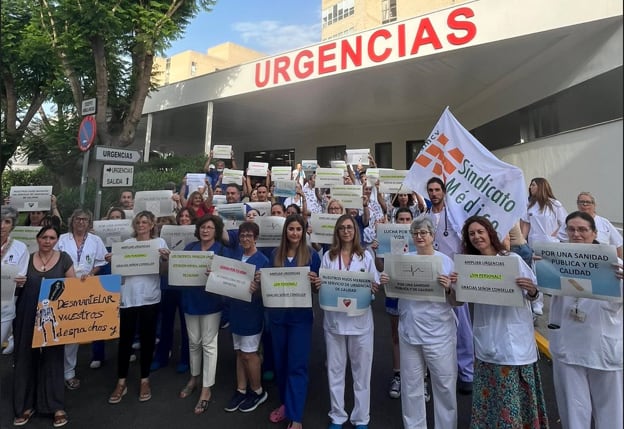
[108,383,127,404]
[53,411,68,428]
[64,377,80,390]
[194,399,210,415]
[139,379,152,402]
[13,409,34,426]
[179,382,197,399]
[269,404,286,423]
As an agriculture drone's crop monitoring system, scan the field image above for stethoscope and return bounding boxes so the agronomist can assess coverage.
[426,205,449,250]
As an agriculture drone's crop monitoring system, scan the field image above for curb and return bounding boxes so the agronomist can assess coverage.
[535,331,551,360]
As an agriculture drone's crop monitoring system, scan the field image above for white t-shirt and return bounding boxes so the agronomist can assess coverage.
[56,232,108,276]
[521,199,568,247]
[1,239,29,322]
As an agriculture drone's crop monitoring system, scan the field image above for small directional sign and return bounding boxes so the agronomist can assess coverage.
[102,164,134,187]
[95,146,141,163]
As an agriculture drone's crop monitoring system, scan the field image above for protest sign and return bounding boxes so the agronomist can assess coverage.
[260,267,312,308]
[319,268,373,316]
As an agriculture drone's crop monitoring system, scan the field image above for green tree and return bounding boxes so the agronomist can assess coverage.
[1,0,216,176]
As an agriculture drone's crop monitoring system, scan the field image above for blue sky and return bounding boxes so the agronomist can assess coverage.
[166,1,322,57]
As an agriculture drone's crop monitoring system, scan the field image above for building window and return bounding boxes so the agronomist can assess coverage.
[382,0,397,24]
[191,61,197,76]
[322,0,355,27]
[375,142,392,168]
[317,145,346,168]
[405,140,424,170]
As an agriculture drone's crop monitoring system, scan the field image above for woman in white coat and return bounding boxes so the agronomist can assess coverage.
[548,211,623,429]
[380,214,461,429]
[452,215,549,428]
[319,214,379,429]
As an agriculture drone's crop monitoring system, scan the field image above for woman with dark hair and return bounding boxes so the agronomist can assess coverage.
[548,211,622,429]
[224,221,270,414]
[267,215,322,429]
[319,214,380,429]
[177,214,229,414]
[452,215,548,429]
[108,211,170,405]
[22,195,63,227]
[13,225,76,427]
[176,206,198,226]
[388,191,426,222]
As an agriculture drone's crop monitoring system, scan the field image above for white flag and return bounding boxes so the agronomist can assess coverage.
[402,107,527,237]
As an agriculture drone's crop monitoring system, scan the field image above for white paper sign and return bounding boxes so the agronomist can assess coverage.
[310,213,340,244]
[331,185,363,209]
[247,162,269,177]
[212,144,232,159]
[111,239,161,276]
[345,149,370,165]
[215,203,246,221]
[256,216,286,247]
[1,264,19,306]
[9,186,53,211]
[168,251,214,286]
[133,190,174,217]
[246,201,271,217]
[366,168,380,185]
[375,224,415,256]
[319,269,373,316]
[454,254,525,307]
[92,219,134,247]
[186,173,207,194]
[9,227,40,254]
[159,225,196,251]
[301,160,318,171]
[261,267,312,308]
[315,168,344,188]
[383,254,446,302]
[273,180,296,198]
[221,168,244,185]
[271,166,292,181]
[379,170,409,194]
[205,255,255,302]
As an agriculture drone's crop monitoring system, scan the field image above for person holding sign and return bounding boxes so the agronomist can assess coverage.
[266,214,321,429]
[223,222,270,414]
[379,215,460,429]
[108,211,170,405]
[319,214,380,429]
[1,206,29,355]
[56,209,108,391]
[13,225,75,427]
[548,211,623,429]
[178,215,230,414]
[451,216,548,428]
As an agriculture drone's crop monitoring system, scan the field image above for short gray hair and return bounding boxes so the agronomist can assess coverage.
[410,214,435,235]
[1,205,19,228]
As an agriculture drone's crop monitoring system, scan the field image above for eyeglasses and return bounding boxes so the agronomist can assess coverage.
[411,230,431,237]
[74,217,90,222]
[239,233,255,239]
[576,200,594,206]
[565,226,593,234]
[337,225,354,232]
[200,225,215,231]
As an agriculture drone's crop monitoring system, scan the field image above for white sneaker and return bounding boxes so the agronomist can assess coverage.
[388,374,401,399]
[2,336,14,355]
[89,360,102,369]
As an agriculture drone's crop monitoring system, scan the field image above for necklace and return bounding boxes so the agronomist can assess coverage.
[38,251,54,271]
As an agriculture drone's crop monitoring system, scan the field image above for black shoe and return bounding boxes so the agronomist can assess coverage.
[224,390,247,412]
[457,380,473,395]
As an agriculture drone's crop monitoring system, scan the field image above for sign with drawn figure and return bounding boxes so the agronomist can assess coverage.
[9,226,41,254]
[454,254,525,307]
[534,242,621,301]
[256,216,286,247]
[260,267,312,308]
[383,254,446,302]
[32,275,121,347]
[133,190,175,217]
[110,240,161,276]
[92,219,133,247]
[319,268,373,316]
[9,186,53,211]
[375,224,416,257]
[159,225,196,251]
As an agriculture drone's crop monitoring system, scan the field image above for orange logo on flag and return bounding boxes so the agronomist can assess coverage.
[414,133,464,179]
